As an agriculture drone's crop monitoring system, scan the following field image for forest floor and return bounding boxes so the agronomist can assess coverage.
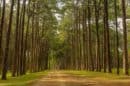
[29,71,130,86]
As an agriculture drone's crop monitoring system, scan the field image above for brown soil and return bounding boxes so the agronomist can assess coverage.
[29,71,130,86]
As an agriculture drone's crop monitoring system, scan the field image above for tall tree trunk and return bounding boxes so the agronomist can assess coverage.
[20,0,27,75]
[94,0,101,72]
[114,0,120,75]
[24,0,31,74]
[87,0,94,71]
[104,0,112,73]
[0,0,6,72]
[12,0,20,77]
[1,0,14,80]
[121,0,129,75]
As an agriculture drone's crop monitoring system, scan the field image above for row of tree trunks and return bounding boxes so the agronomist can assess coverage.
[64,0,129,75]
[0,0,51,80]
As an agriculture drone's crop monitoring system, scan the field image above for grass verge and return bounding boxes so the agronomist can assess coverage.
[64,70,130,80]
[0,71,48,86]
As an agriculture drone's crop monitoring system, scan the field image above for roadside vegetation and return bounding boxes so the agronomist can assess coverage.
[0,71,48,86]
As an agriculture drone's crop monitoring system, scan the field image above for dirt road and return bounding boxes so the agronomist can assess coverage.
[29,71,130,86]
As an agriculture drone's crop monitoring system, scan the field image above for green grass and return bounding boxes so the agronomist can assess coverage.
[64,70,130,80]
[0,71,48,86]
[0,70,130,86]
